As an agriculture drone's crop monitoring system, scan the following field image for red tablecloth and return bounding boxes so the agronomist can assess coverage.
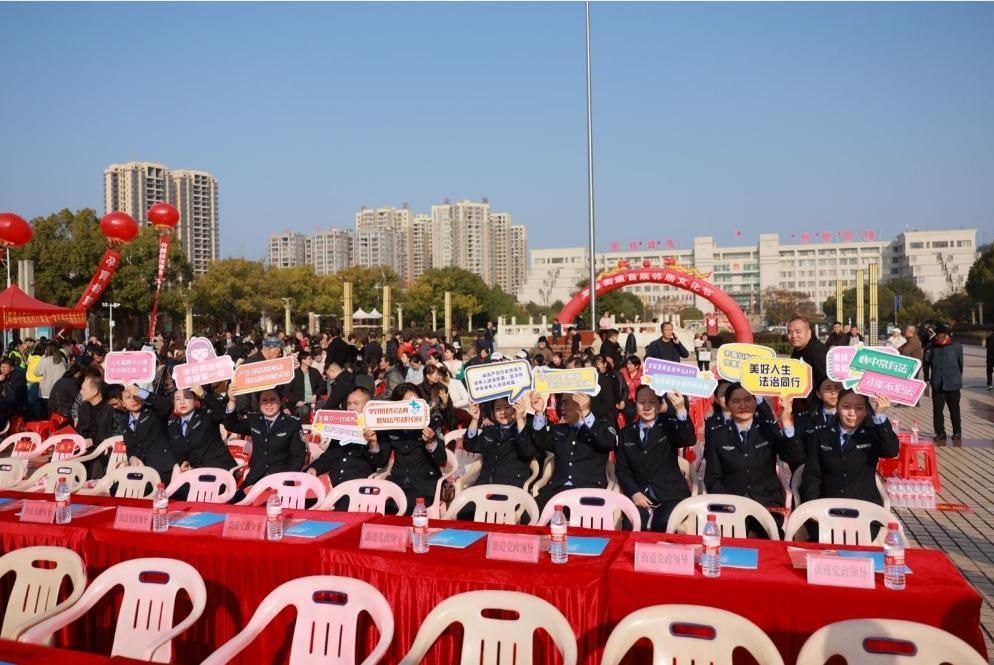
[606,532,988,663]
[319,515,628,665]
[0,491,135,555]
[0,639,111,664]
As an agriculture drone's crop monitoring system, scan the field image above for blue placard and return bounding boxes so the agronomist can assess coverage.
[836,550,912,574]
[429,529,488,548]
[720,546,759,569]
[170,512,227,529]
[568,536,610,556]
[284,520,343,539]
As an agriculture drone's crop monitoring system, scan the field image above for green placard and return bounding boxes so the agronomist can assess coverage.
[850,348,919,380]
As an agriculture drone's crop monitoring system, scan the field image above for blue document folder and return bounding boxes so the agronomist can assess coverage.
[284,520,344,539]
[170,512,227,529]
[429,529,488,548]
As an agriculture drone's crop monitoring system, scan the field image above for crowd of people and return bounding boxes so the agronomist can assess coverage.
[1,315,943,536]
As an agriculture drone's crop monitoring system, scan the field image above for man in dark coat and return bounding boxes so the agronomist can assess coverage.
[644,322,689,363]
[929,325,963,441]
[787,316,828,413]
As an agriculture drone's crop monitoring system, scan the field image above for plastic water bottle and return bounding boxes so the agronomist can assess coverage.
[266,493,284,541]
[884,522,906,590]
[910,420,920,444]
[701,514,721,578]
[152,483,169,533]
[54,477,71,525]
[550,504,568,564]
[412,497,430,554]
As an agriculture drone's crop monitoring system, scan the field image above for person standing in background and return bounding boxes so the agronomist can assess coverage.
[929,325,963,442]
[985,330,993,391]
[899,325,923,378]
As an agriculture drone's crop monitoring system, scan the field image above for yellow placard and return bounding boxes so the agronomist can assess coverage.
[740,358,812,398]
[532,367,599,395]
[716,343,777,382]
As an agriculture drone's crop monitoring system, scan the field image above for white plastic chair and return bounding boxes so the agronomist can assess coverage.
[666,494,780,540]
[443,484,540,525]
[0,546,86,642]
[41,433,89,461]
[678,457,700,497]
[426,448,459,519]
[0,457,27,489]
[0,431,43,458]
[399,590,577,665]
[791,464,891,510]
[202,575,394,665]
[537,488,641,531]
[605,458,619,492]
[319,478,408,515]
[454,459,541,495]
[73,435,127,471]
[79,465,161,498]
[238,471,328,509]
[529,454,555,497]
[20,557,207,663]
[784,498,900,546]
[796,618,986,665]
[15,460,87,493]
[600,605,785,665]
[166,467,237,503]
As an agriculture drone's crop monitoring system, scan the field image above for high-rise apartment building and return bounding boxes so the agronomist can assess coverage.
[311,228,354,275]
[169,170,219,275]
[509,224,528,296]
[490,212,511,292]
[432,199,493,283]
[104,161,220,274]
[354,227,402,273]
[407,214,433,282]
[267,232,311,269]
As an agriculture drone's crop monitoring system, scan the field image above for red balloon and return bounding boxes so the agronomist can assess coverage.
[0,213,32,248]
[100,212,139,243]
[147,202,179,229]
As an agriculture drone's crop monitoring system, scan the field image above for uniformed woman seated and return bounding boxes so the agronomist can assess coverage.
[528,390,617,511]
[615,385,696,531]
[799,389,898,506]
[169,384,236,473]
[224,387,307,493]
[463,396,536,488]
[366,383,447,515]
[306,387,381,484]
[795,377,843,433]
[703,383,803,534]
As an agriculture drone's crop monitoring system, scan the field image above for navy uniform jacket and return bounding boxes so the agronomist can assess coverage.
[531,413,617,494]
[168,393,236,470]
[616,413,696,505]
[309,439,381,484]
[370,429,447,503]
[704,419,803,508]
[223,410,307,487]
[463,422,536,488]
[800,417,899,506]
[124,392,178,484]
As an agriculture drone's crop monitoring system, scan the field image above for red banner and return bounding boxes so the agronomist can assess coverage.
[54,248,122,339]
[147,234,171,341]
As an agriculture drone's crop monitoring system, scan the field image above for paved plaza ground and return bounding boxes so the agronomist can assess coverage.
[885,345,994,657]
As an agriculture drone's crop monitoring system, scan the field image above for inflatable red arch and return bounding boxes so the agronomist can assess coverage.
[558,259,754,343]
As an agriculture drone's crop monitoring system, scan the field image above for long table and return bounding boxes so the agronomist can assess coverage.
[0,490,987,664]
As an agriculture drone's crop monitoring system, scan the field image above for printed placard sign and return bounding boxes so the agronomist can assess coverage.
[826,345,899,384]
[740,358,812,399]
[855,371,927,407]
[716,343,777,382]
[359,523,409,552]
[806,553,874,589]
[485,532,541,563]
[362,398,430,430]
[312,410,365,444]
[532,367,599,395]
[229,357,296,397]
[104,351,157,385]
[20,500,56,524]
[634,542,696,575]
[464,360,533,403]
[114,507,152,532]
[850,347,920,381]
[173,337,236,389]
[641,358,717,398]
[222,514,267,540]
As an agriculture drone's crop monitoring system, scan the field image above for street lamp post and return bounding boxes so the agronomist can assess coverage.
[281,297,294,334]
[397,305,404,331]
[431,306,437,332]
[103,301,121,351]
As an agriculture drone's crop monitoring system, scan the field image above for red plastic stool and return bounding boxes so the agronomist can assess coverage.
[898,441,941,492]
[8,415,26,434]
[24,421,54,440]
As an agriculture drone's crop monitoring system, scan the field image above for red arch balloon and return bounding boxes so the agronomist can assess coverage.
[558,267,754,343]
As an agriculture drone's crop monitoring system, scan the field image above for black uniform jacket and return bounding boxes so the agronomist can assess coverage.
[309,438,381,484]
[704,418,803,508]
[800,417,899,506]
[616,413,696,504]
[370,428,447,501]
[531,415,617,492]
[463,421,536,487]
[124,392,179,484]
[223,410,307,487]
[168,393,237,470]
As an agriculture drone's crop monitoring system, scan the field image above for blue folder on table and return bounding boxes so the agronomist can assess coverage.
[171,512,227,529]
[0,498,12,506]
[568,536,610,556]
[837,549,912,574]
[720,546,759,569]
[429,529,488,548]
[284,520,343,538]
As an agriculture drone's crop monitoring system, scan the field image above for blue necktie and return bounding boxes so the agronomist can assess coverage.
[181,420,188,437]
[739,430,748,449]
[841,432,849,450]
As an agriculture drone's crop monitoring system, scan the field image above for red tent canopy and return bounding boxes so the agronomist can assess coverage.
[0,285,86,329]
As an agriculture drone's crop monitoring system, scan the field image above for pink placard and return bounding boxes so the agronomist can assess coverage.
[806,553,875,589]
[854,371,927,407]
[229,357,296,397]
[634,542,696,575]
[359,523,409,552]
[222,514,267,540]
[114,507,152,532]
[104,351,158,385]
[486,532,541,563]
[20,500,56,524]
[826,345,898,382]
[172,337,236,389]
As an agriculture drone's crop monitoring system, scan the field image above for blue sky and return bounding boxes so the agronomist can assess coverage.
[1,2,992,259]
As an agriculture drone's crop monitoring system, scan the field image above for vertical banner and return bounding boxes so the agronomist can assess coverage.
[343,281,353,335]
[54,248,122,339]
[147,234,170,341]
[855,268,865,333]
[869,263,879,343]
[835,279,844,325]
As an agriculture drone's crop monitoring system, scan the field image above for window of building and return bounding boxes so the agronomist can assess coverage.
[910,242,924,249]
[932,241,949,248]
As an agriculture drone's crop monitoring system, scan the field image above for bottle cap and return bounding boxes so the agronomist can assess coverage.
[58,476,66,482]
[889,522,899,530]
[707,514,716,521]
[554,504,563,512]
[416,497,425,505]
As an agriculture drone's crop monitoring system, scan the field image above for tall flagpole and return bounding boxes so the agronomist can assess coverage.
[585,1,597,332]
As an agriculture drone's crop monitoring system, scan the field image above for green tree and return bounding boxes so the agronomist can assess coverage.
[405,267,487,330]
[191,259,269,333]
[934,292,975,323]
[678,306,705,321]
[897,301,940,326]
[822,278,929,325]
[965,246,994,314]
[763,288,818,326]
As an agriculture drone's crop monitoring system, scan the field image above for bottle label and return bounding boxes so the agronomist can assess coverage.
[704,544,719,557]
[884,554,903,567]
[413,516,428,535]
[551,531,566,543]
[153,507,166,516]
[56,499,69,509]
